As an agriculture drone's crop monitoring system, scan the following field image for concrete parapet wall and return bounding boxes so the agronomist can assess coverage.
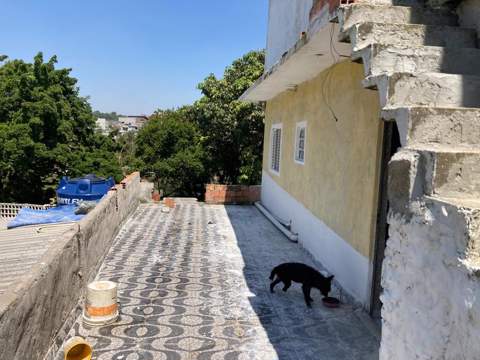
[0,172,152,360]
[205,184,261,205]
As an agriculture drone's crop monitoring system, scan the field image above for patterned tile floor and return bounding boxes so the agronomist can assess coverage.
[56,201,379,360]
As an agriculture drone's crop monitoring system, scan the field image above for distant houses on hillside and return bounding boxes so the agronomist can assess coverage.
[96,115,149,135]
[95,118,110,135]
[118,115,149,133]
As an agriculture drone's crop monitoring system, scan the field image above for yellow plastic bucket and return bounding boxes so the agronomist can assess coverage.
[64,336,92,360]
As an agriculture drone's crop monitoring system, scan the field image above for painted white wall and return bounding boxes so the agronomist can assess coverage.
[96,118,107,129]
[261,170,372,305]
[380,201,480,359]
[265,0,313,70]
[96,118,109,134]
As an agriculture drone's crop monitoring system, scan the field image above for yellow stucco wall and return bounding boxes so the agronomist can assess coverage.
[263,61,383,259]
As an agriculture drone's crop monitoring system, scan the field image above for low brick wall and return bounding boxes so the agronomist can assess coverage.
[205,184,261,205]
[0,172,152,360]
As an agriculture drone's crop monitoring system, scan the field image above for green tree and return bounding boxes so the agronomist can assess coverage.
[193,50,265,185]
[116,131,137,175]
[135,109,205,196]
[0,53,122,203]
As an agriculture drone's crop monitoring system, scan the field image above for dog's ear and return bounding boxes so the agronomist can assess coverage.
[327,275,334,281]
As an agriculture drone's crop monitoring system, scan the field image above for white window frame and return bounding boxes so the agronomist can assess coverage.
[294,121,307,165]
[269,123,283,176]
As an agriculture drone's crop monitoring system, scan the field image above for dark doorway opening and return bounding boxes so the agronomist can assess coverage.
[370,120,401,321]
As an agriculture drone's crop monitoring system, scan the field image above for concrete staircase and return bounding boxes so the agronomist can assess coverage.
[338,2,480,268]
[338,4,480,357]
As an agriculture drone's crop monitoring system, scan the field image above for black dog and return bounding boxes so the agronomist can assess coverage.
[269,262,334,307]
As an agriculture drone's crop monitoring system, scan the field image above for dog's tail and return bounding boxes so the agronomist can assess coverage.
[269,267,277,280]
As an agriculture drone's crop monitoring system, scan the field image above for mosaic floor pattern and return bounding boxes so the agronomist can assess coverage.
[56,201,379,360]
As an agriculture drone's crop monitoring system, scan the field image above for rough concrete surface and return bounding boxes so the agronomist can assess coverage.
[366,72,480,108]
[457,0,480,38]
[393,147,480,200]
[351,22,477,53]
[356,44,480,77]
[381,198,480,360]
[382,107,480,148]
[387,150,425,217]
[0,173,152,360]
[0,223,75,294]
[339,4,456,34]
[337,2,480,358]
[55,202,379,360]
[429,150,480,198]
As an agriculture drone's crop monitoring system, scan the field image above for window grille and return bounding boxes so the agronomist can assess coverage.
[270,126,282,174]
[295,123,307,164]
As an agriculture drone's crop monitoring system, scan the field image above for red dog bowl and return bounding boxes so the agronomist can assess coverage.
[322,297,340,308]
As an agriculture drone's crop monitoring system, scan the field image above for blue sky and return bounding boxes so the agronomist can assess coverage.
[0,1,268,115]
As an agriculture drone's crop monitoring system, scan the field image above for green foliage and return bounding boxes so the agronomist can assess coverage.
[116,131,138,175]
[135,109,206,196]
[0,50,266,202]
[0,53,122,203]
[193,50,265,185]
[133,50,265,197]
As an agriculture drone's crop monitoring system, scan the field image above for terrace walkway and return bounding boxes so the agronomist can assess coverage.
[56,200,379,359]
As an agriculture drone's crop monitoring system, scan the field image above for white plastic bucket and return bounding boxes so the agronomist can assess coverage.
[82,280,119,326]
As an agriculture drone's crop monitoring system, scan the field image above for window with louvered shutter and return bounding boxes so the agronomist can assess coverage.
[270,125,282,174]
[295,122,307,164]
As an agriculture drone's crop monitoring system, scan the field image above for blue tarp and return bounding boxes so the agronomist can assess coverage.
[7,205,85,229]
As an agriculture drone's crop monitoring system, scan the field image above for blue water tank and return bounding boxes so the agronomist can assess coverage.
[57,174,115,205]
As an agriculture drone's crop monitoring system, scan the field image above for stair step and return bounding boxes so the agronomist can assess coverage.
[354,44,480,77]
[365,72,480,108]
[426,195,480,214]
[349,22,477,52]
[356,0,431,6]
[424,195,480,269]
[383,107,480,147]
[339,4,457,36]
[416,148,480,199]
[389,149,480,268]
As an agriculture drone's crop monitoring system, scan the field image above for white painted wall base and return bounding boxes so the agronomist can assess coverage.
[261,170,371,305]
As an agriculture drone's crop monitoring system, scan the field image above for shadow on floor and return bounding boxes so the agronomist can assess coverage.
[224,205,380,360]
